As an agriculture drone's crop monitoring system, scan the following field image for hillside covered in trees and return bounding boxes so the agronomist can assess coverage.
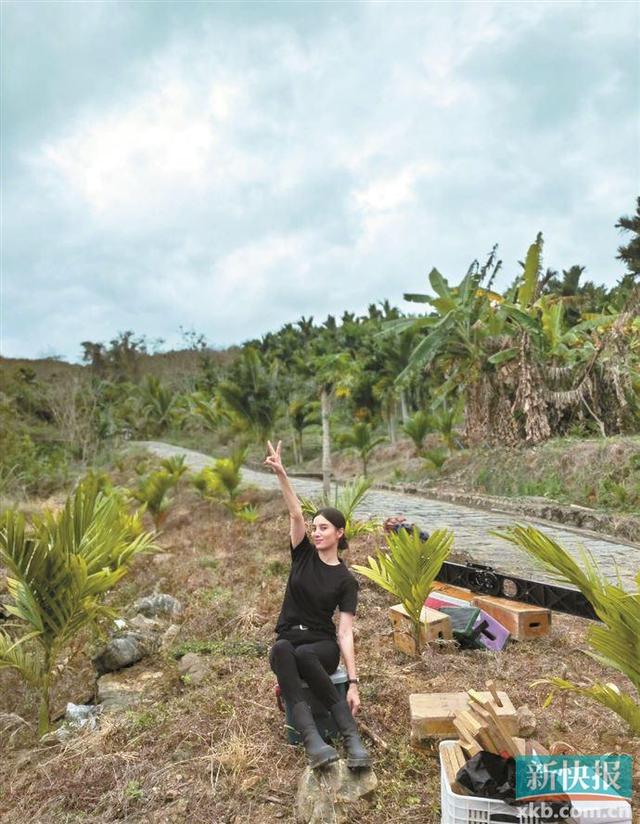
[2,204,639,511]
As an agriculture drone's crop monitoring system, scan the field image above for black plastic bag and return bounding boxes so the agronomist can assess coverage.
[457,751,517,802]
[456,752,574,822]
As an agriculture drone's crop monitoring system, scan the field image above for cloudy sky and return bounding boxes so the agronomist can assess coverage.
[2,0,638,362]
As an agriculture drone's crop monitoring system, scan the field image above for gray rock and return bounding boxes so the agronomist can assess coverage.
[128,613,163,634]
[134,594,183,618]
[177,652,209,685]
[65,702,102,729]
[160,623,181,651]
[51,703,103,742]
[517,704,537,737]
[92,631,156,675]
[295,759,377,824]
[0,712,35,750]
[97,667,164,711]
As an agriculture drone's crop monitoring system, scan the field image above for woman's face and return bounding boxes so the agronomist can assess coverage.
[312,514,343,550]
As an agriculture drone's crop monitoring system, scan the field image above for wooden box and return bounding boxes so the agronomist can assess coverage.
[471,594,551,640]
[389,603,452,656]
[430,582,475,603]
[409,690,518,740]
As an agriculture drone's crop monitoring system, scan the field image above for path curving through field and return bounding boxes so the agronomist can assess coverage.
[138,441,640,589]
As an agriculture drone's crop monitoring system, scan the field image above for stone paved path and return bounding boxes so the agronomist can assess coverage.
[139,441,640,588]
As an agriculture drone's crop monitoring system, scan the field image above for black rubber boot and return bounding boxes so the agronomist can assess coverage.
[330,700,372,768]
[291,702,339,770]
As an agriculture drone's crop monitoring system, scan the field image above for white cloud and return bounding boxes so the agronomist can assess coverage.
[3,0,638,359]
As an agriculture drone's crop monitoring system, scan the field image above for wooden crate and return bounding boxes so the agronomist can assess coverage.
[389,604,452,656]
[430,582,475,602]
[409,690,518,740]
[471,594,551,640]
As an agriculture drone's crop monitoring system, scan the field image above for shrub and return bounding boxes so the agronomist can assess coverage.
[300,476,379,540]
[402,411,431,456]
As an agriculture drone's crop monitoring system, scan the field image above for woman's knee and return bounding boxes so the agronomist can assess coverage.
[269,639,294,670]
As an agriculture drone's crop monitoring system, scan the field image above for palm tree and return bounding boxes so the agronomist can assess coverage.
[338,422,386,477]
[311,351,356,496]
[138,375,182,437]
[217,347,279,442]
[0,477,155,734]
[287,398,318,465]
[129,456,187,529]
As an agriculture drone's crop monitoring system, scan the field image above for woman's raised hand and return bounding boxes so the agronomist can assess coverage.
[264,440,285,476]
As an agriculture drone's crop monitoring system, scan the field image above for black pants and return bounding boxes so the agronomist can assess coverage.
[269,628,341,710]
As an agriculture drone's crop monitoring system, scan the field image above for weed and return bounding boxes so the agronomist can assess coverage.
[198,557,219,570]
[124,779,144,801]
[126,709,160,731]
[265,558,287,577]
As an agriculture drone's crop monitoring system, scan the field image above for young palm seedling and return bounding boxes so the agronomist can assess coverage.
[353,527,453,654]
[129,456,187,530]
[0,476,156,735]
[494,524,640,734]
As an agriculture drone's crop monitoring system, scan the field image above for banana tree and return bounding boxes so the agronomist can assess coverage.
[353,527,453,653]
[494,524,640,734]
[386,248,508,446]
[0,477,156,735]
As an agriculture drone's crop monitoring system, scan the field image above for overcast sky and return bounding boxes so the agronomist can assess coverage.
[2,0,638,362]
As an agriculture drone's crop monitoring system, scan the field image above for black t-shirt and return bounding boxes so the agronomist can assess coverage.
[275,534,359,638]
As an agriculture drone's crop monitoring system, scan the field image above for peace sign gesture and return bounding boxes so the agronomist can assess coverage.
[264,440,285,476]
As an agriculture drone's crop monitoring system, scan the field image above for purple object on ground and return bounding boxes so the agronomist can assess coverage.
[473,609,510,651]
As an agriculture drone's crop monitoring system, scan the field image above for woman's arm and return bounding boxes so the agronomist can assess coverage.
[337,611,360,715]
[264,440,306,547]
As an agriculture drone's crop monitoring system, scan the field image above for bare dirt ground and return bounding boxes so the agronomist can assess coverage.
[1,458,638,823]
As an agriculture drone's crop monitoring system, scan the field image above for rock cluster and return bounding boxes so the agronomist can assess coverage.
[295,760,378,824]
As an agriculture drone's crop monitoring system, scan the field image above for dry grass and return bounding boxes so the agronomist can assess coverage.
[1,469,639,823]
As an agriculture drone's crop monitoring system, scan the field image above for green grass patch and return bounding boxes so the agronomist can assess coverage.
[170,638,267,660]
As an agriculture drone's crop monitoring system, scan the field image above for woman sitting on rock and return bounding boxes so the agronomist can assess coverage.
[265,440,371,770]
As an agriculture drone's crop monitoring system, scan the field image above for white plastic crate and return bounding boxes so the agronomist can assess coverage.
[439,741,632,824]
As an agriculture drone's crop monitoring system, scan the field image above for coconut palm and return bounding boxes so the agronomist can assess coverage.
[217,347,279,442]
[137,375,182,436]
[0,477,155,735]
[353,528,453,653]
[494,524,640,734]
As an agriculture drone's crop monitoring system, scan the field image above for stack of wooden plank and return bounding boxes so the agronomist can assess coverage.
[409,689,518,742]
[439,740,472,795]
[453,681,525,759]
